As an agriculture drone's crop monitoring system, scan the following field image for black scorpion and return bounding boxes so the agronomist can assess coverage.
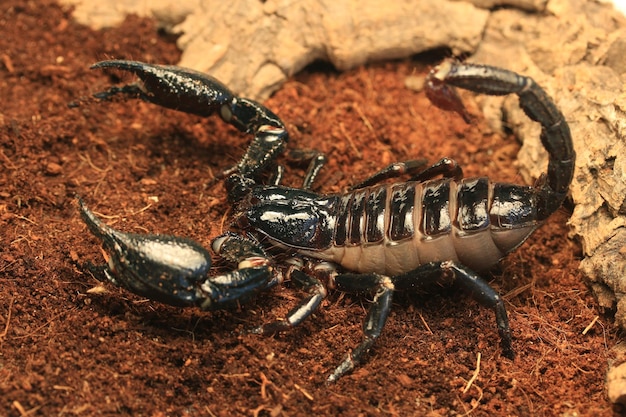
[77,59,575,383]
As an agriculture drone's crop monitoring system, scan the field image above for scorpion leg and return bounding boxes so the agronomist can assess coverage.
[327,273,394,383]
[91,60,289,186]
[408,157,463,182]
[269,149,328,189]
[350,159,428,189]
[350,157,463,190]
[250,267,327,335]
[78,197,275,309]
[393,260,513,359]
[285,149,328,190]
[326,260,512,382]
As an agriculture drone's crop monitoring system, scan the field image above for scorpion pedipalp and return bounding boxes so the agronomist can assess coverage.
[78,197,274,309]
[91,60,289,182]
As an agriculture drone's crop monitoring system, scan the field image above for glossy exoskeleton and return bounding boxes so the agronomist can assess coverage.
[78,59,574,383]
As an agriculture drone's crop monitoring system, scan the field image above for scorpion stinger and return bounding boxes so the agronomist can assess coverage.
[90,60,288,181]
[78,59,575,383]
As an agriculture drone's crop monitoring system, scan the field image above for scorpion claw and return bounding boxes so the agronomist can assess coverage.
[91,60,236,117]
[78,196,276,310]
[78,196,213,307]
[198,267,273,310]
[91,59,289,186]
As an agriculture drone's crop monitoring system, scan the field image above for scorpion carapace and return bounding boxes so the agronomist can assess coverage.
[78,59,574,383]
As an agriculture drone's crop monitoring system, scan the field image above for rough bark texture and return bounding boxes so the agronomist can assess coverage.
[465,1,626,400]
[60,0,490,99]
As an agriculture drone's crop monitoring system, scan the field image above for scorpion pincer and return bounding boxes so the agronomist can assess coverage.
[77,59,574,383]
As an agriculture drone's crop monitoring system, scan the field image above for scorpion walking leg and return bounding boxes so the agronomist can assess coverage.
[393,261,513,359]
[350,157,462,190]
[350,159,428,189]
[250,268,327,334]
[271,149,328,189]
[408,157,463,182]
[285,149,328,190]
[326,261,512,382]
[328,273,394,383]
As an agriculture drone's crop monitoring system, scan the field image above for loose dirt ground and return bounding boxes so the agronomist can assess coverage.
[0,2,618,416]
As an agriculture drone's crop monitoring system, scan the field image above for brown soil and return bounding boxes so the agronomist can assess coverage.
[0,2,617,416]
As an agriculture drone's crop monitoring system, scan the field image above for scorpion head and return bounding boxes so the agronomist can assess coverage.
[240,186,336,251]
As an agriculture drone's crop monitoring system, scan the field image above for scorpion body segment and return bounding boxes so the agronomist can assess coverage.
[288,178,540,276]
[243,178,540,276]
[79,59,574,383]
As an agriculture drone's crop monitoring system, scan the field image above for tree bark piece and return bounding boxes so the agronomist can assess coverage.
[60,0,489,99]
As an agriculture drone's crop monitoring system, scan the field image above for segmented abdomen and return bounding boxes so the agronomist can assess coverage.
[302,178,540,276]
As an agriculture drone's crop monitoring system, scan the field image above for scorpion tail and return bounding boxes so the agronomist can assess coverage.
[426,60,575,221]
